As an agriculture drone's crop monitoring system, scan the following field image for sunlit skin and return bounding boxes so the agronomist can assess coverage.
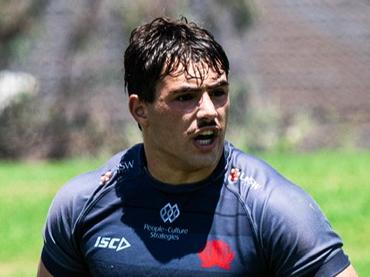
[129,63,229,184]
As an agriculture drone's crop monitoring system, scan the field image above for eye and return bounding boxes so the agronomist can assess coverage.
[175,93,195,102]
[210,88,227,97]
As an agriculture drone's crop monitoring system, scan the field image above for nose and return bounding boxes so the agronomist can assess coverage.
[197,92,217,120]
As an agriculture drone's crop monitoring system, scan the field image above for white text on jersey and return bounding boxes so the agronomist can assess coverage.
[94,236,131,251]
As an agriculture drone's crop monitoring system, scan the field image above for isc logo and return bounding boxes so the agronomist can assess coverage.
[94,236,131,251]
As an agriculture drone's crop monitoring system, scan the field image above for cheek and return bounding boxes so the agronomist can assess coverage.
[218,101,230,120]
[152,110,188,132]
[148,102,196,134]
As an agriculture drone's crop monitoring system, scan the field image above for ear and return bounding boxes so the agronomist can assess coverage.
[129,94,148,128]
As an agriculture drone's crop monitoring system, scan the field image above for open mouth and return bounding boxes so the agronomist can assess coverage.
[194,130,217,146]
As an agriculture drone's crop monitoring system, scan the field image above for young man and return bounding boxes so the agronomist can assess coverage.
[38,17,357,276]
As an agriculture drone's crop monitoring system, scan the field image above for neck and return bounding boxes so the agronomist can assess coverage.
[144,148,220,185]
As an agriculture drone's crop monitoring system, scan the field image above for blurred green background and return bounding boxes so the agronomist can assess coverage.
[1,0,370,276]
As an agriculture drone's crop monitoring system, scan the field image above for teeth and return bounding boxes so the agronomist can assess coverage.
[199,130,214,136]
[194,130,216,146]
[198,139,212,145]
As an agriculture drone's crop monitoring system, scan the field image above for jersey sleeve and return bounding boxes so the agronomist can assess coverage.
[40,149,131,276]
[257,175,350,276]
[41,172,97,276]
[41,151,125,276]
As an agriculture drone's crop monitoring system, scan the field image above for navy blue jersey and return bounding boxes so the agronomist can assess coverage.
[41,142,349,276]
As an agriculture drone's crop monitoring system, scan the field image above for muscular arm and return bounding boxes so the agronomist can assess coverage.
[336,265,358,277]
[37,260,53,277]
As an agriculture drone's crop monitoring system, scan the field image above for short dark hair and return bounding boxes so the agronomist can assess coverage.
[124,17,229,102]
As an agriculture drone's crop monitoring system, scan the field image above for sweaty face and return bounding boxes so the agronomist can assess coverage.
[143,63,229,181]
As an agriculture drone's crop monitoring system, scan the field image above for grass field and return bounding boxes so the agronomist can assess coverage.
[0,150,369,276]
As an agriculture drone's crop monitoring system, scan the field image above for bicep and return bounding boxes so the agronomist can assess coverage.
[336,265,358,277]
[37,260,53,277]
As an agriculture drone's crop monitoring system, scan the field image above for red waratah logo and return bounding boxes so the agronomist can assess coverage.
[198,240,235,270]
[228,168,240,183]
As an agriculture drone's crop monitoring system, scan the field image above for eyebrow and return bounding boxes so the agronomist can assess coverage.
[171,80,229,94]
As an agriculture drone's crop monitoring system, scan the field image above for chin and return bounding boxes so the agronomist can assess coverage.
[189,150,221,169]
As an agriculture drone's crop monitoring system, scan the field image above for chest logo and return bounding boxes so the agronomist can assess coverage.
[94,236,131,251]
[228,168,261,190]
[198,240,235,270]
[160,203,180,223]
[228,168,241,183]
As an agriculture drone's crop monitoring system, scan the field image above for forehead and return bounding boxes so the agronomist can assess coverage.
[157,62,227,92]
